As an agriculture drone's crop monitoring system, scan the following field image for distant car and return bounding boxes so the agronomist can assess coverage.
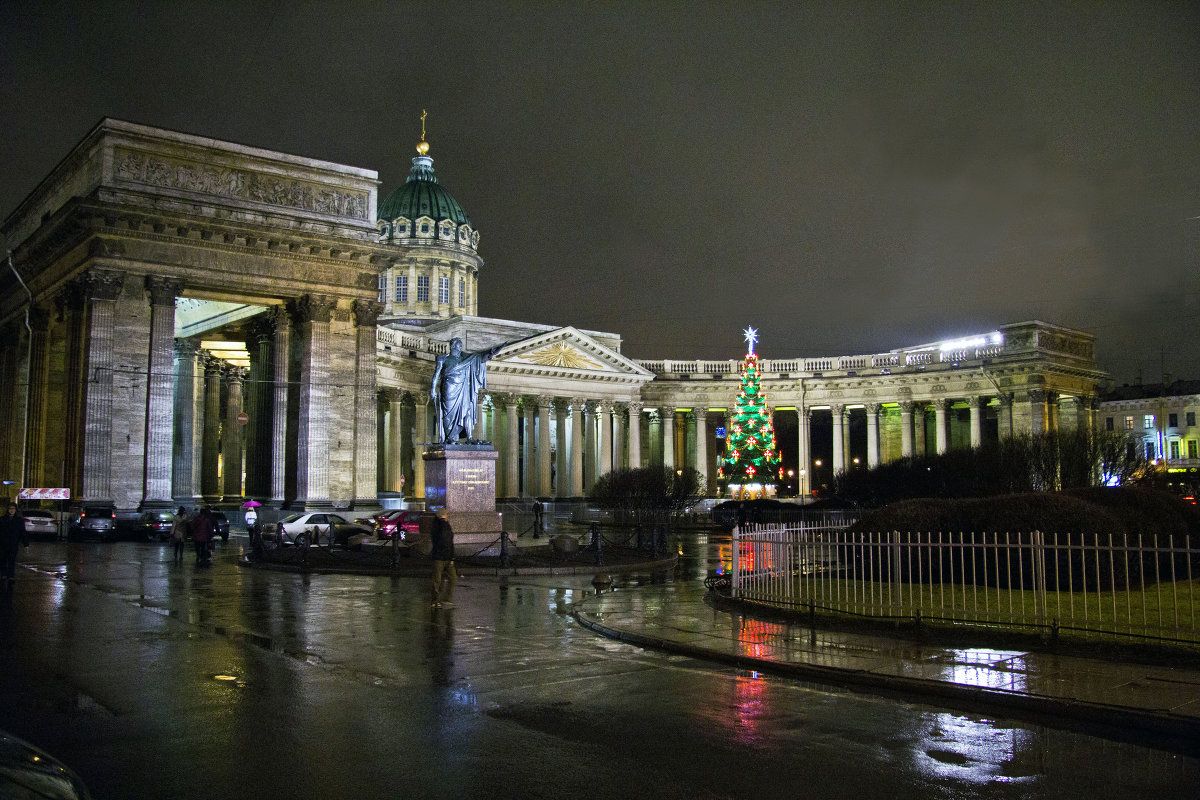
[260,512,369,547]
[69,504,117,542]
[22,509,59,538]
[360,509,420,541]
[137,510,176,541]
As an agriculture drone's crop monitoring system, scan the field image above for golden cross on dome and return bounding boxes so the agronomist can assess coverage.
[417,109,430,155]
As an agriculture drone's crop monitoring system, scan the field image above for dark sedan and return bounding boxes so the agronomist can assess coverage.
[137,510,176,541]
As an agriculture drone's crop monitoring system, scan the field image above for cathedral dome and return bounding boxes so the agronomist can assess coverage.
[377,151,471,227]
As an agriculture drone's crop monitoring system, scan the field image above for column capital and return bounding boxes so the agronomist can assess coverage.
[997,392,1014,407]
[269,304,292,332]
[290,294,336,325]
[933,397,950,411]
[247,313,276,343]
[968,395,985,409]
[84,268,124,301]
[535,394,555,409]
[831,403,846,416]
[223,365,247,384]
[379,386,404,403]
[145,275,183,307]
[174,339,199,359]
[627,400,644,417]
[203,352,224,375]
[352,298,383,327]
[866,402,881,415]
[899,400,915,414]
[693,407,708,422]
[1027,389,1047,403]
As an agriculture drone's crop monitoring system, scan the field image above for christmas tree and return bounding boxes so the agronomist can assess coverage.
[718,327,780,499]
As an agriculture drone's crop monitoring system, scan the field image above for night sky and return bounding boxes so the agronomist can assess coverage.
[3,2,1197,385]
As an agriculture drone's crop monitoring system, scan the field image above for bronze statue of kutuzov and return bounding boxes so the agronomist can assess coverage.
[430,337,505,444]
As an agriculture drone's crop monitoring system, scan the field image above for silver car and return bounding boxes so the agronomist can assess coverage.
[22,509,59,538]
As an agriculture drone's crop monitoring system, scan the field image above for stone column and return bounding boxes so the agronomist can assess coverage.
[222,367,246,500]
[914,404,927,456]
[570,398,584,497]
[661,407,675,470]
[523,398,537,497]
[143,276,181,507]
[969,395,984,448]
[599,401,614,479]
[1028,390,1047,435]
[352,299,381,507]
[831,404,845,475]
[584,402,598,490]
[694,408,709,493]
[934,398,949,454]
[414,395,429,499]
[400,393,415,494]
[899,401,915,458]
[1047,391,1060,434]
[503,394,520,498]
[172,340,202,503]
[537,395,553,498]
[245,315,275,499]
[22,305,51,487]
[613,405,626,471]
[627,401,643,469]
[797,408,811,497]
[80,270,123,503]
[0,327,15,485]
[555,399,569,497]
[997,393,1014,440]
[293,295,335,507]
[865,403,881,468]
[385,389,405,493]
[269,306,292,506]
[201,354,222,500]
[59,283,88,495]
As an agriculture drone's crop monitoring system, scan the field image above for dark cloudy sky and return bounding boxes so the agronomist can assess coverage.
[3,2,1198,385]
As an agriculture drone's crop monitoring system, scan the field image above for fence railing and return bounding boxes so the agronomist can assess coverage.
[731,523,1200,647]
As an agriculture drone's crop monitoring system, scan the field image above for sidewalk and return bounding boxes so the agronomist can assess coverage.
[573,579,1200,754]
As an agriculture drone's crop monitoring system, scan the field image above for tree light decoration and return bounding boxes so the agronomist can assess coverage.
[722,329,780,500]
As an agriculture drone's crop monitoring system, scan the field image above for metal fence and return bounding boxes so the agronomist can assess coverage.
[732,523,1200,647]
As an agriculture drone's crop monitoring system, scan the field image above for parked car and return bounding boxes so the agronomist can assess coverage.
[358,509,420,541]
[68,505,117,542]
[21,509,59,539]
[137,510,176,541]
[259,512,369,547]
[0,729,91,800]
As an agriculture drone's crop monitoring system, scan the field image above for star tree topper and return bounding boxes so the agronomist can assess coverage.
[743,326,758,355]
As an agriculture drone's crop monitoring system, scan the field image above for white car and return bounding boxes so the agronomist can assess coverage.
[261,512,359,547]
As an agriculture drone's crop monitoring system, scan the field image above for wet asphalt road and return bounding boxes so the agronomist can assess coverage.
[1,533,1198,800]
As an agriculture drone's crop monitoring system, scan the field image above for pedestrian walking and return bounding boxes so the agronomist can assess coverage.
[190,506,215,566]
[0,503,29,587]
[170,506,189,566]
[430,508,456,607]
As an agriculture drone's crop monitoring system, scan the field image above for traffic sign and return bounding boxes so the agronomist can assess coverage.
[19,488,70,500]
[236,412,249,425]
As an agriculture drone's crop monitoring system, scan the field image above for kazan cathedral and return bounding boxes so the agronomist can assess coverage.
[0,119,1107,516]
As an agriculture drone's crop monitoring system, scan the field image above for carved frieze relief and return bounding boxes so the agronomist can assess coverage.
[113,147,369,221]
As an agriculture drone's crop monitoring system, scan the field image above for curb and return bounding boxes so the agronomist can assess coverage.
[572,605,1200,757]
[239,554,677,578]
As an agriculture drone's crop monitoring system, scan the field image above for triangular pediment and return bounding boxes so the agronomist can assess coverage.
[489,327,654,381]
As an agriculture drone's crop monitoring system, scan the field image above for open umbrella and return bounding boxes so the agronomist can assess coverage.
[241,499,262,508]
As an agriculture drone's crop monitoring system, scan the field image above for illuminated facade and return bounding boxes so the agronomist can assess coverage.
[0,119,1109,512]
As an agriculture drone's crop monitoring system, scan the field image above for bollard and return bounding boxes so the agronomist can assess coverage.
[592,522,604,566]
[500,531,511,568]
[391,527,400,568]
[636,523,644,551]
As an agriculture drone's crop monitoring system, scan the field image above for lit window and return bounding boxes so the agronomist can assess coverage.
[1170,440,1180,459]
[438,276,449,304]
[1189,440,1197,459]
[394,275,408,303]
[1145,415,1155,429]
[1125,416,1134,430]
[458,278,465,307]
[417,275,429,302]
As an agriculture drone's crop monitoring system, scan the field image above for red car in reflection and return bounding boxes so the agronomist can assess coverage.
[359,509,420,541]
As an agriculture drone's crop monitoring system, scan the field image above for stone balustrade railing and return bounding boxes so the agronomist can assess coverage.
[638,343,1009,377]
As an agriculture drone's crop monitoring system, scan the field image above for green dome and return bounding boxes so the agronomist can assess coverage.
[377,154,471,226]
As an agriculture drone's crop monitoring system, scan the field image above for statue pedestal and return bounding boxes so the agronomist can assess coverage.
[420,445,504,556]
